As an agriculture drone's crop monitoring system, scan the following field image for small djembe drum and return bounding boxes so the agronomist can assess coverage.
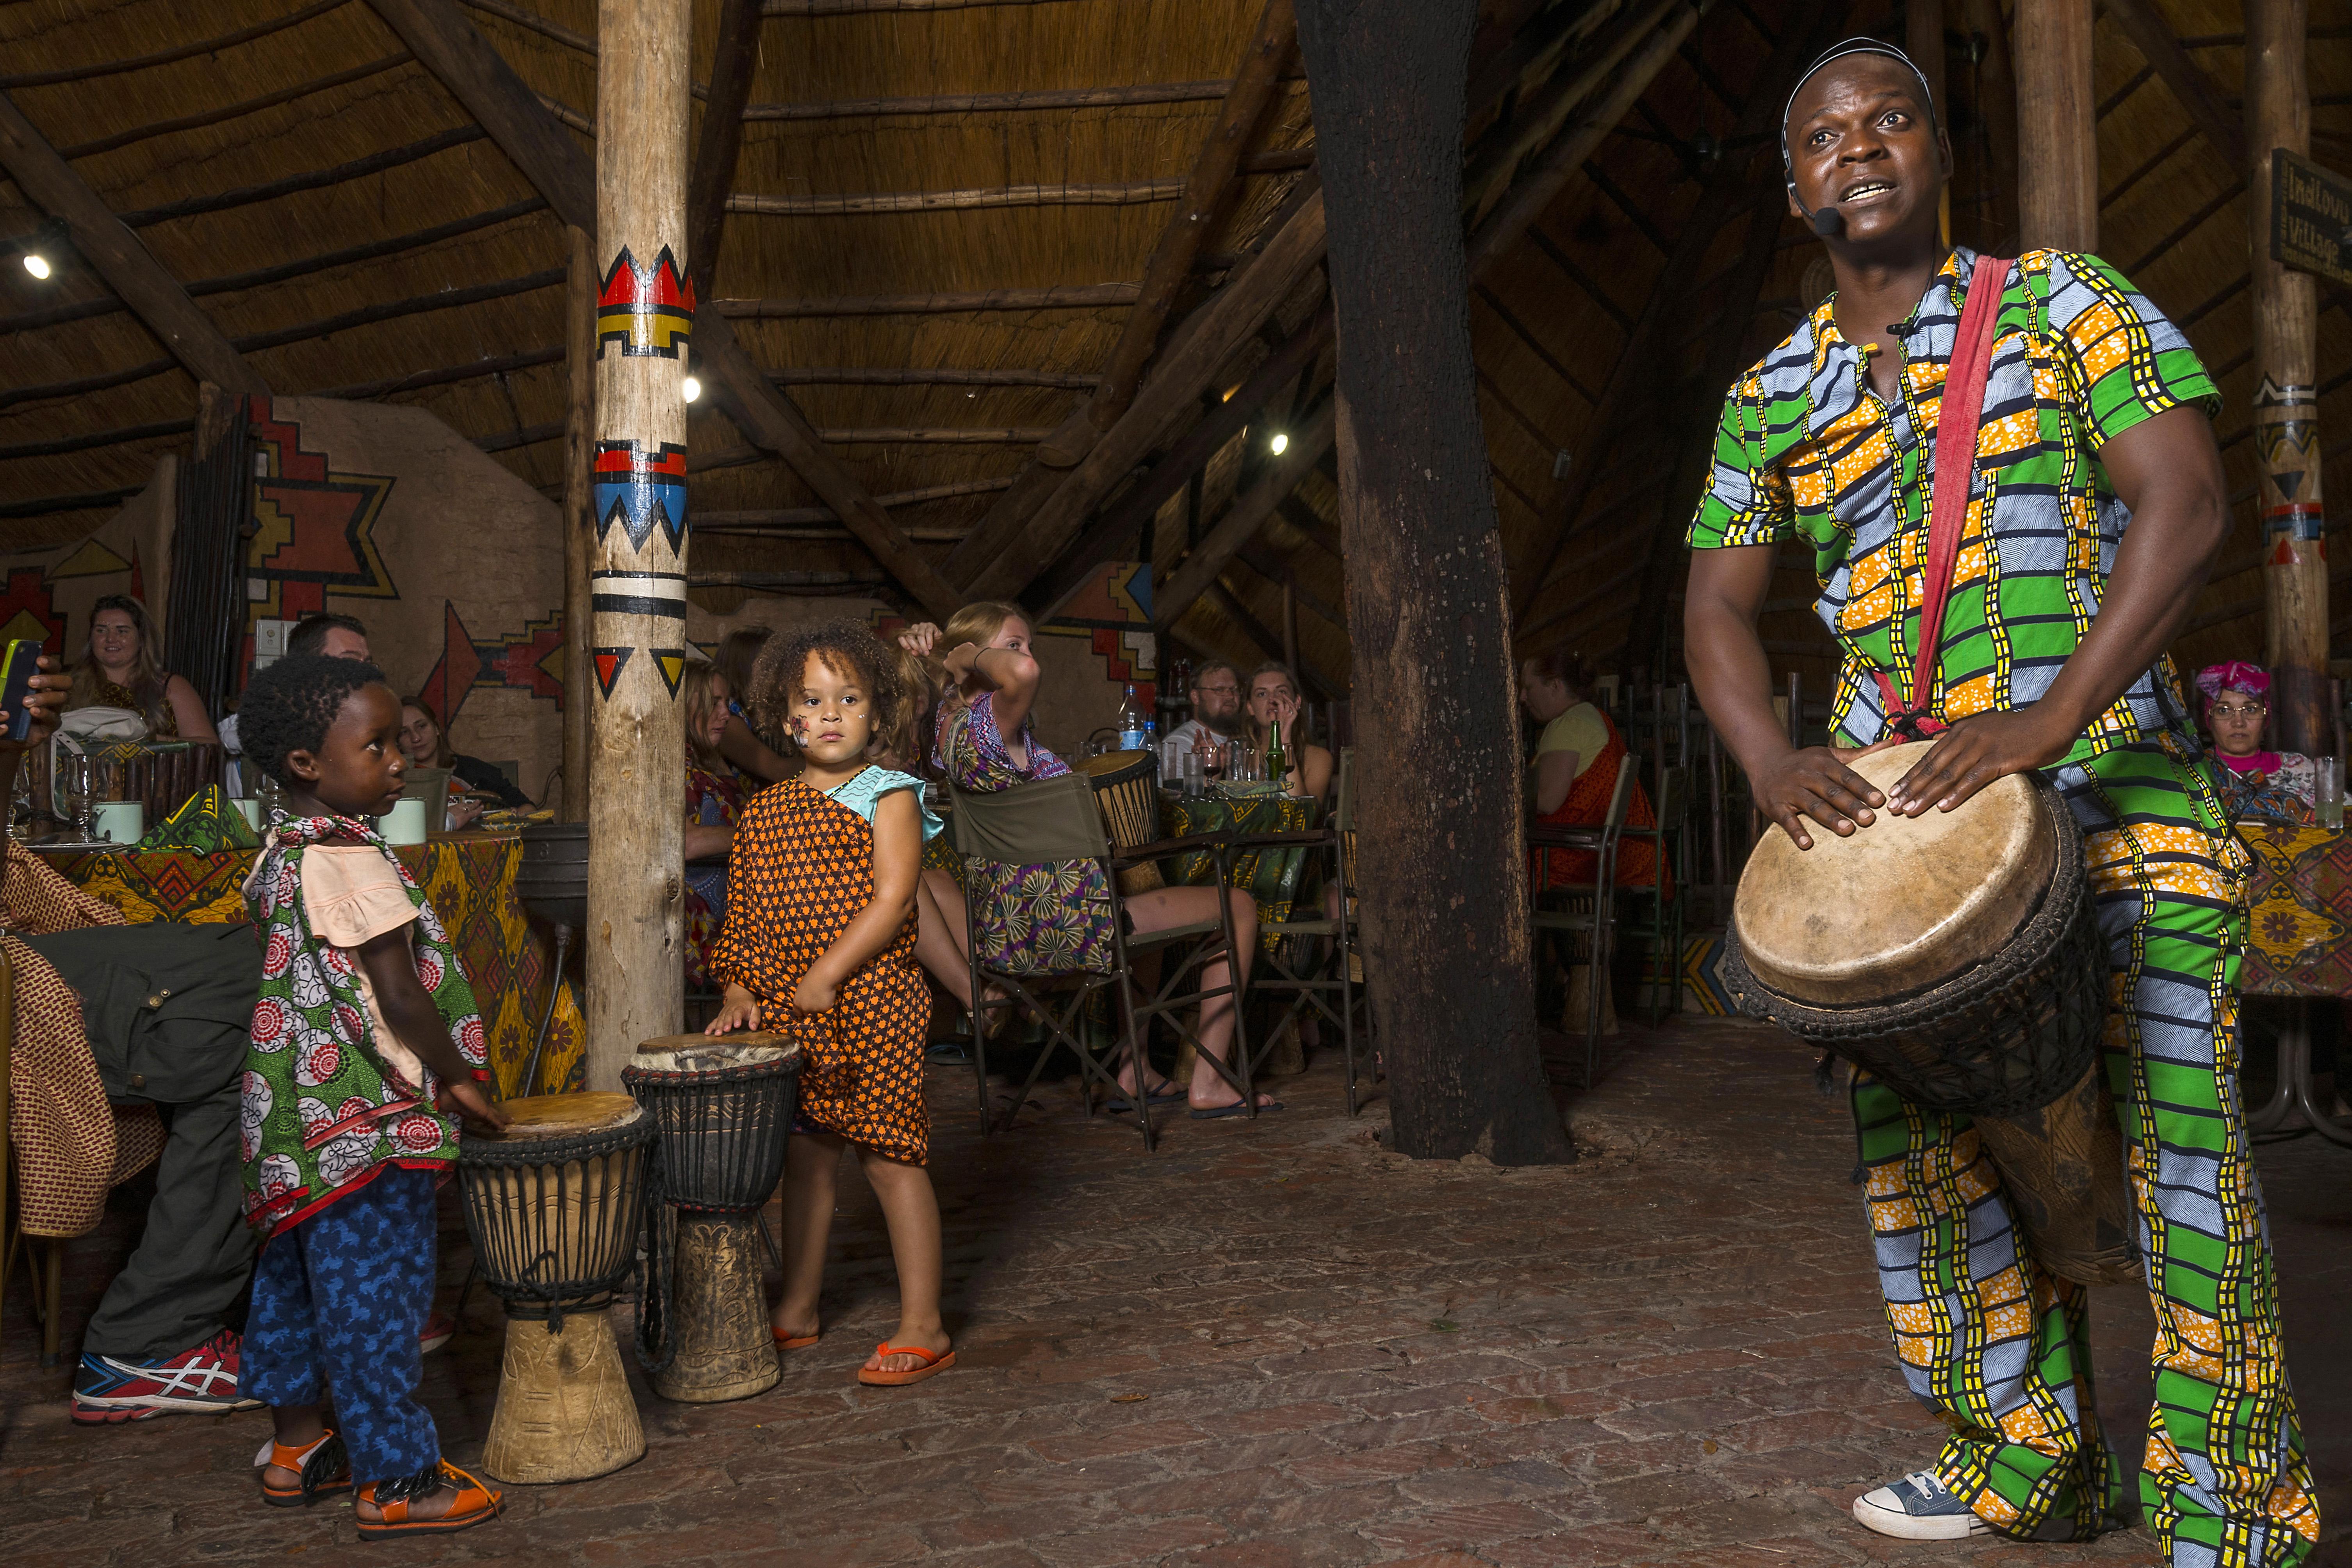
[1076,748,1163,894]
[623,1033,802,1403]
[456,1092,654,1483]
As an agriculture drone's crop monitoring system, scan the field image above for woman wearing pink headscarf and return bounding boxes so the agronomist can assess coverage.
[2196,661,2318,823]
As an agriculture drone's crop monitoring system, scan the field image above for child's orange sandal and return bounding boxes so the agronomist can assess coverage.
[257,1430,352,1507]
[355,1460,503,1539]
[858,1343,954,1387]
[773,1326,820,1351]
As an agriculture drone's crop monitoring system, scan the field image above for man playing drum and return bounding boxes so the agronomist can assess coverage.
[1684,39,2318,1566]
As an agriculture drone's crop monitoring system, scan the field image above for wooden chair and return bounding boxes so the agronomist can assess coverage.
[1231,809,1358,1112]
[948,773,1252,1151]
[0,949,68,1365]
[1614,763,1691,1025]
[1529,753,1638,1089]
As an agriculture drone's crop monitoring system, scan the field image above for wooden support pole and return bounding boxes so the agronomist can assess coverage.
[2250,0,2326,753]
[1294,0,1567,1165]
[562,225,595,824]
[0,90,266,396]
[1961,0,2020,249]
[585,0,693,1085]
[2013,0,2096,253]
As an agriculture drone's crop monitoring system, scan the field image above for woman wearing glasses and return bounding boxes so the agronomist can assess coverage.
[2199,661,2318,824]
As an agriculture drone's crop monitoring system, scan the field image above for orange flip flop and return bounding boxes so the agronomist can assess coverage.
[858,1343,955,1387]
[773,1326,820,1351]
[355,1460,503,1539]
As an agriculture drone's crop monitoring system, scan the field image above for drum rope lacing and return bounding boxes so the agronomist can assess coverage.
[454,1119,675,1372]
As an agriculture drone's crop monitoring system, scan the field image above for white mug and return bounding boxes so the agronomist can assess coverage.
[93,800,144,845]
[376,797,429,846]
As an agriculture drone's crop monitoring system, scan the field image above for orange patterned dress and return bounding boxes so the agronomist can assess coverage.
[710,771,936,1165]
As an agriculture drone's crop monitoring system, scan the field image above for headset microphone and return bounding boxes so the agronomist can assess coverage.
[1810,204,1846,237]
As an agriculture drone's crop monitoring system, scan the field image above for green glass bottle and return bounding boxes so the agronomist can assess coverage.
[1264,715,1288,790]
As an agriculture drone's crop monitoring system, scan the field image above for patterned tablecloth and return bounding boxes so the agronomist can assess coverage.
[33,832,586,1096]
[2237,823,2352,997]
[1164,791,1323,941]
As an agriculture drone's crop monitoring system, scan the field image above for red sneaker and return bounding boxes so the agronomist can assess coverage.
[73,1328,258,1422]
[419,1311,454,1355]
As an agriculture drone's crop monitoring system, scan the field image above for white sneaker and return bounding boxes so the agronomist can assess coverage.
[1852,1469,1993,1540]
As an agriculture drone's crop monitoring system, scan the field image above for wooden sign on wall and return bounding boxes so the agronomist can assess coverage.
[2271,149,2352,289]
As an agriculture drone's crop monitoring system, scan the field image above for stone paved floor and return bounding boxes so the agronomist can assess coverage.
[5,1015,2348,1567]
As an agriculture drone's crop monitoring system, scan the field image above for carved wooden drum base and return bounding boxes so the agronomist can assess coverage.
[652,1213,779,1403]
[1975,1062,2143,1288]
[481,1308,646,1484]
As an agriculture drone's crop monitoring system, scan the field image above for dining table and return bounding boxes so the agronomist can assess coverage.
[30,828,586,1098]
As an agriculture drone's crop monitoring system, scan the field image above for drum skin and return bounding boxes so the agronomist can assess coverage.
[1733,743,2054,1005]
[1077,747,1164,895]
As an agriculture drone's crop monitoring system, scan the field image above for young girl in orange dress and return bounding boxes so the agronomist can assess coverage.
[704,620,953,1386]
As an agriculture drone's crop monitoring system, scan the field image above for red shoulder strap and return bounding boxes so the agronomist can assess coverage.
[1876,253,2012,738]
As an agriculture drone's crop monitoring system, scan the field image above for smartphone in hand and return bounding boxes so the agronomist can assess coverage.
[0,639,44,742]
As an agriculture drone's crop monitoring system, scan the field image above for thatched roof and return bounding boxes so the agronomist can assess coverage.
[0,0,2346,689]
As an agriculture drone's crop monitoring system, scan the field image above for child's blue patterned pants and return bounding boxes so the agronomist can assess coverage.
[243,1165,441,1484]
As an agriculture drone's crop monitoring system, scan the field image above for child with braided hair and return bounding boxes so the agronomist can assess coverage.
[233,653,508,1536]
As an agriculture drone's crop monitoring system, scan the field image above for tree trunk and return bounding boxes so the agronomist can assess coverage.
[1294,0,1569,1165]
[2013,0,2096,253]
[2249,0,2325,754]
[585,0,693,1088]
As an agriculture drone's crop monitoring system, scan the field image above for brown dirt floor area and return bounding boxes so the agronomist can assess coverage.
[4,1014,2347,1566]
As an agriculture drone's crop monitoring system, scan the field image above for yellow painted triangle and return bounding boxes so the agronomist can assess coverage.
[0,611,50,645]
[654,649,687,698]
[50,537,132,579]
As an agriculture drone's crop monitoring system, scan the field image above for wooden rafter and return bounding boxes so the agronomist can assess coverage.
[713,284,1140,317]
[1204,579,1338,697]
[0,0,352,89]
[1157,400,1336,626]
[687,0,764,299]
[363,0,962,619]
[0,90,265,395]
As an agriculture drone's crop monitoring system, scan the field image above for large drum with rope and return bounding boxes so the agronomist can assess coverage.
[623,1032,802,1404]
[456,1092,654,1482]
[1720,741,2139,1286]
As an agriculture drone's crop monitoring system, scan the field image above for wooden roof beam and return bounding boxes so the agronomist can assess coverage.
[687,0,763,298]
[1157,400,1335,627]
[976,0,1701,610]
[0,90,264,395]
[1201,577,1340,698]
[713,283,1140,317]
[2101,0,2246,168]
[0,0,351,90]
[365,0,962,619]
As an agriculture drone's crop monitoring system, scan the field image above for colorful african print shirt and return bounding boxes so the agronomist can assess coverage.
[237,813,492,1240]
[1686,246,2221,766]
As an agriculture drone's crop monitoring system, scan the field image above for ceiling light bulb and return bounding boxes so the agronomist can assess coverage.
[22,253,50,280]
[681,374,702,403]
[1269,431,1289,455]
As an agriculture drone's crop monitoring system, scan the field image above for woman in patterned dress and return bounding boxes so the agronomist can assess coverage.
[2197,661,2320,826]
[681,662,747,989]
[909,602,1270,1118]
[707,622,953,1385]
[68,594,219,743]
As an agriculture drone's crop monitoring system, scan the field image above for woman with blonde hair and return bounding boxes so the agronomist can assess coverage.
[898,601,1270,1117]
[68,594,218,742]
[681,659,747,989]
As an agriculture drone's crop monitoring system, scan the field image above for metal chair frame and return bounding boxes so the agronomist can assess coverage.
[1529,753,1639,1089]
[950,774,1253,1151]
[1614,762,1691,1026]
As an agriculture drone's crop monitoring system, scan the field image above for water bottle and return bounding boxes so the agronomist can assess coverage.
[1115,684,1150,752]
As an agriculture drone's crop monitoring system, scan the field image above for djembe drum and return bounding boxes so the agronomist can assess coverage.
[623,1033,802,1403]
[1076,748,1162,894]
[457,1092,653,1483]
[1721,741,2139,1286]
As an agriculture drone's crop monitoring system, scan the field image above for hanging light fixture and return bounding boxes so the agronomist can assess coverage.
[1269,431,1289,456]
[681,374,702,403]
[18,219,67,282]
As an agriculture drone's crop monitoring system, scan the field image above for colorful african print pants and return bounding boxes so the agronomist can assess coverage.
[1855,741,2319,1566]
[243,1166,441,1486]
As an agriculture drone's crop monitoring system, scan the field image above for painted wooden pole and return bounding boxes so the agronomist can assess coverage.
[2013,0,2095,253]
[562,224,595,823]
[2250,0,2326,754]
[586,0,694,1088]
[1293,0,1568,1165]
[1906,0,1949,243]
[1960,0,2019,249]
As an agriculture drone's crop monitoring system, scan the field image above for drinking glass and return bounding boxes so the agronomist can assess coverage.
[1227,745,1259,784]
[1180,750,1205,798]
[2320,756,2345,831]
[60,753,98,841]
